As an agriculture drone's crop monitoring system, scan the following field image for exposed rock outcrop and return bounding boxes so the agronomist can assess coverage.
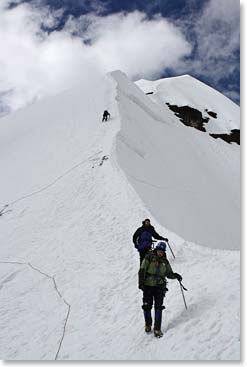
[205,109,217,119]
[166,103,209,132]
[166,103,240,145]
[210,129,240,145]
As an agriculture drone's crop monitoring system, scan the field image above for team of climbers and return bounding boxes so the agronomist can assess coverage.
[101,111,184,338]
[133,218,183,338]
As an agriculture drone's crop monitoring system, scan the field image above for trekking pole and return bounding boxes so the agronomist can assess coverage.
[179,281,188,310]
[167,240,176,259]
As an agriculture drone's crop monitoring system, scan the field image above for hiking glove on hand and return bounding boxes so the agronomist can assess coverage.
[174,273,182,282]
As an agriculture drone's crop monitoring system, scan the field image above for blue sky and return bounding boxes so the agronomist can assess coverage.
[39,0,207,18]
[0,0,240,113]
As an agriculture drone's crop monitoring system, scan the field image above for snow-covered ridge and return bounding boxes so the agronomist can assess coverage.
[0,70,240,360]
[136,75,240,136]
[113,71,240,251]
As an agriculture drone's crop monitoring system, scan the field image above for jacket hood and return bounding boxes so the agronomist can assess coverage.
[142,218,151,225]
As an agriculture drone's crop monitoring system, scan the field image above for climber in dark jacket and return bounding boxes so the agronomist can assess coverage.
[102,110,110,122]
[133,218,168,264]
[138,241,182,337]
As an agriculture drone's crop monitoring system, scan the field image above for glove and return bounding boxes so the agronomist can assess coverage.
[174,273,182,282]
[139,284,145,291]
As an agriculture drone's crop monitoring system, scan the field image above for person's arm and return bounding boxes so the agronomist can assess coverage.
[151,227,168,241]
[165,260,182,281]
[138,257,149,289]
[133,227,141,245]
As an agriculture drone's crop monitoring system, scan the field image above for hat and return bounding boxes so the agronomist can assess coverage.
[156,242,167,252]
[142,218,151,224]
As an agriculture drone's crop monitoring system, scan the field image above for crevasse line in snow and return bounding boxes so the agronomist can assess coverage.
[0,204,12,217]
[7,157,90,207]
[1,152,104,215]
[2,148,111,211]
[0,261,71,360]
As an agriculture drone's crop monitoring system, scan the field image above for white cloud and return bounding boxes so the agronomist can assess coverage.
[176,0,240,86]
[74,12,192,78]
[195,0,239,75]
[0,2,192,112]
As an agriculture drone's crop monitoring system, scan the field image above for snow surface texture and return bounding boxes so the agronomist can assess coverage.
[0,71,240,360]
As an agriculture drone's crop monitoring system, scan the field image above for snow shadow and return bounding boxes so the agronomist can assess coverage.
[165,296,215,333]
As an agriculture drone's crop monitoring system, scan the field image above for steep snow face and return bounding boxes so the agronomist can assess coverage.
[113,71,240,250]
[136,75,240,135]
[0,76,113,203]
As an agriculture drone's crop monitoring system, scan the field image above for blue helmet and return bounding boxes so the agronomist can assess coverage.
[156,241,167,252]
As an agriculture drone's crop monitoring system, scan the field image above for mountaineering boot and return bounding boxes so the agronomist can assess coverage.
[154,329,163,338]
[142,306,152,328]
[154,309,163,331]
[145,324,152,333]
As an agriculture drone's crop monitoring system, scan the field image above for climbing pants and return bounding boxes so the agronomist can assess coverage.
[142,286,165,330]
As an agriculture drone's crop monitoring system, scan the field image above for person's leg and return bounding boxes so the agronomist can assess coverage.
[142,286,153,328]
[153,287,165,332]
[139,247,151,265]
[139,250,146,265]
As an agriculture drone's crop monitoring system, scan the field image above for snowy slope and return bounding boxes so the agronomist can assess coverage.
[136,75,240,134]
[115,71,240,251]
[0,71,240,360]
[0,76,113,203]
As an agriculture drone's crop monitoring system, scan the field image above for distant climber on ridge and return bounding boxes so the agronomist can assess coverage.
[102,110,110,122]
[133,218,168,264]
[139,241,182,338]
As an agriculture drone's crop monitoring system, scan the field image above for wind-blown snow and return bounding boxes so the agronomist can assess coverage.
[0,71,240,360]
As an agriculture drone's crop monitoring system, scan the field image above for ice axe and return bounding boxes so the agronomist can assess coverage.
[178,280,188,310]
[151,240,157,250]
[166,240,175,259]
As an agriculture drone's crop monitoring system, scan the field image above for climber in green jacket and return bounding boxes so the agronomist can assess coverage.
[138,241,182,338]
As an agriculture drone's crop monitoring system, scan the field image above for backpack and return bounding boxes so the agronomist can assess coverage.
[136,230,152,251]
[144,251,169,287]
